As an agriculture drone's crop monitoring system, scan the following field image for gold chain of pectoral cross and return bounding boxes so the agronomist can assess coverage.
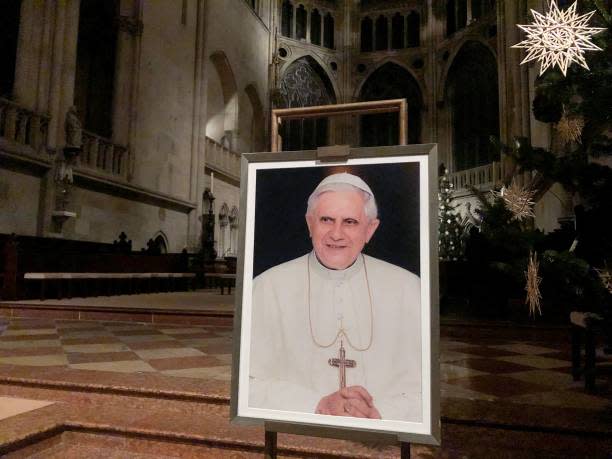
[307,253,374,352]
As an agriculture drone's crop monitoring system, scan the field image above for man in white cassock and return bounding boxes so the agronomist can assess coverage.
[249,173,421,422]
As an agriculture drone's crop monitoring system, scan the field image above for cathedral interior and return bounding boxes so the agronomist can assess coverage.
[0,0,611,457]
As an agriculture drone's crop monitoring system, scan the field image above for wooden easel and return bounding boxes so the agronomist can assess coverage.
[264,99,413,457]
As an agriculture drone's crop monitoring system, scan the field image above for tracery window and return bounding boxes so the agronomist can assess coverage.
[323,12,334,49]
[360,16,373,52]
[278,56,335,151]
[406,11,420,47]
[281,0,293,37]
[375,15,388,51]
[311,9,321,45]
[391,13,404,50]
[296,4,307,40]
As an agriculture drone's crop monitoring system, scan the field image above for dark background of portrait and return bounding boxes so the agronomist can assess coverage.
[252,162,420,277]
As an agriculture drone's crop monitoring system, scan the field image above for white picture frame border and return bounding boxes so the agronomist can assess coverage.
[230,144,440,446]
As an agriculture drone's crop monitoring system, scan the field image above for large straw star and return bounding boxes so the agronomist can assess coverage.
[512,0,605,76]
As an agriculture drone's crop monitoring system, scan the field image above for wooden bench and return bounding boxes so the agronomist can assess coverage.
[1,234,196,300]
[570,311,612,392]
[206,273,236,295]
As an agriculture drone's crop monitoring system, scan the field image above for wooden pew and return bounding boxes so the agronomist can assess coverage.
[1,234,195,300]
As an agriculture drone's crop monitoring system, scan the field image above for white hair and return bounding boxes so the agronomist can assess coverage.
[306,182,378,220]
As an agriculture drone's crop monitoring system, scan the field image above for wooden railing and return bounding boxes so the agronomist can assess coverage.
[205,136,241,181]
[81,130,129,178]
[449,160,535,192]
[449,161,503,191]
[0,97,49,154]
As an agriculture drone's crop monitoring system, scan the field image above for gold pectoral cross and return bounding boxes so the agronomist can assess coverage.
[328,339,356,390]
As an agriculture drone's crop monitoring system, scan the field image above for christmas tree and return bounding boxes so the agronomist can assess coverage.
[438,168,464,261]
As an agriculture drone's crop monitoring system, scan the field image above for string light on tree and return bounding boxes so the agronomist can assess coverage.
[512,0,605,76]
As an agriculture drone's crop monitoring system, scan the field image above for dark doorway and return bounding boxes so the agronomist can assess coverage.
[278,56,336,151]
[446,41,500,171]
[359,63,422,146]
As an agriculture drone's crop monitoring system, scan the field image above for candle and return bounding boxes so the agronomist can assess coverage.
[211,172,214,194]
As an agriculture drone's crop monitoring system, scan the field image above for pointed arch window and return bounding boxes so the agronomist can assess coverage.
[74,0,119,138]
[0,1,21,98]
[375,15,388,51]
[323,13,334,49]
[311,9,321,45]
[391,13,404,50]
[361,17,373,52]
[447,42,500,170]
[296,4,307,40]
[406,11,420,47]
[281,0,293,38]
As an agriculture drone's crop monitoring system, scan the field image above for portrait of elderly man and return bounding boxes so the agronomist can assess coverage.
[249,172,422,422]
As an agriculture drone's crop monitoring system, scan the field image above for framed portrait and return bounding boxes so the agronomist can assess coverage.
[231,144,440,445]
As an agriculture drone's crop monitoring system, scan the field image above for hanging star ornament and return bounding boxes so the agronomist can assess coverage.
[525,251,543,317]
[512,0,605,76]
[492,180,537,221]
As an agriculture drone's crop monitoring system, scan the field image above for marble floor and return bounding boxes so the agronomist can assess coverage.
[0,318,610,411]
[0,312,611,456]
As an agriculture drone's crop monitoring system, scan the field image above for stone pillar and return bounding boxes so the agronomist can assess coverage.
[113,0,143,147]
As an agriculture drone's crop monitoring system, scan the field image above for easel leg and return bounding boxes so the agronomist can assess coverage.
[400,441,411,459]
[264,430,277,459]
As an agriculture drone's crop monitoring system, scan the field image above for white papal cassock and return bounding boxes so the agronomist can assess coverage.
[249,252,422,422]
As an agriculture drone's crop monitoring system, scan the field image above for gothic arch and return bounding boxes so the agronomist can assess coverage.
[438,38,497,103]
[444,40,500,171]
[355,59,425,102]
[152,231,169,254]
[278,55,337,151]
[279,53,339,99]
[358,61,424,145]
[209,51,239,138]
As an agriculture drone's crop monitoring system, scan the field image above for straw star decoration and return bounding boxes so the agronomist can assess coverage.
[512,0,605,76]
[525,251,543,317]
[492,180,536,221]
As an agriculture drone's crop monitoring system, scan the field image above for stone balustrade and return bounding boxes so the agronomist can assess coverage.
[81,130,129,178]
[205,136,241,182]
[0,97,49,154]
[449,160,535,192]
[449,161,503,191]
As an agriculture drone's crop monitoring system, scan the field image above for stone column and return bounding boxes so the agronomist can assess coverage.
[113,0,143,148]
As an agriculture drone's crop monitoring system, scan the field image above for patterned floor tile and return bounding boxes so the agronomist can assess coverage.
[440,382,498,402]
[63,343,130,353]
[133,347,204,360]
[66,351,142,364]
[161,365,232,380]
[504,369,577,388]
[439,351,476,363]
[0,340,61,349]
[489,343,559,355]
[449,374,552,398]
[450,358,535,374]
[2,328,56,336]
[495,355,571,370]
[508,390,612,410]
[69,360,156,373]
[440,363,489,381]
[0,354,68,366]
[146,355,224,371]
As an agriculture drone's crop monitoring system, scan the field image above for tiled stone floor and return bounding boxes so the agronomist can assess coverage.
[0,318,610,412]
